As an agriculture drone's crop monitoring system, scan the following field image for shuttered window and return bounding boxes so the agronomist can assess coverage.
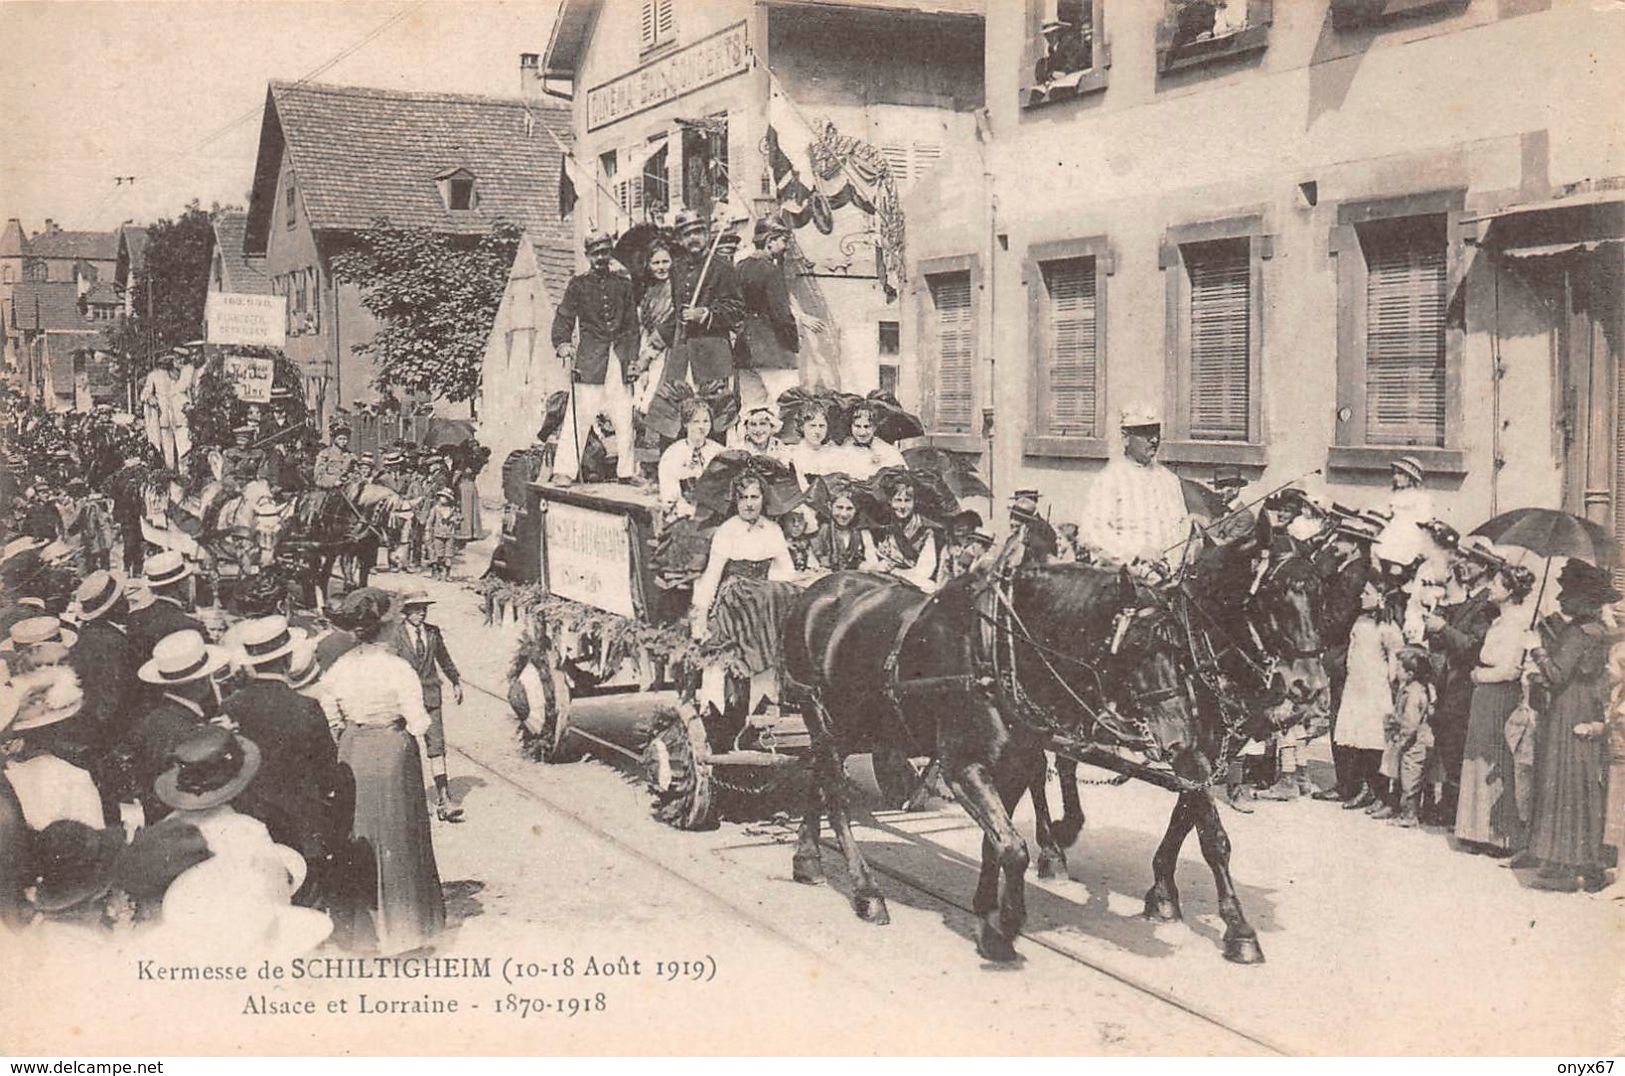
[929,271,975,434]
[1363,219,1446,447]
[1040,256,1098,438]
[1185,239,1251,441]
[641,0,675,50]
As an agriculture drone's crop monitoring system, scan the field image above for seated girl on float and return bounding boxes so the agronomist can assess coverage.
[657,397,724,522]
[726,403,791,465]
[860,469,942,592]
[804,475,867,572]
[785,397,846,492]
[838,401,906,481]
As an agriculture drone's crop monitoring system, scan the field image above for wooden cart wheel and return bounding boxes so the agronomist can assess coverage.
[512,654,581,764]
[871,747,924,811]
[644,705,716,830]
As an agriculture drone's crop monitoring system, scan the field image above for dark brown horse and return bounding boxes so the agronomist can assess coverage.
[281,483,406,604]
[781,564,1210,963]
[1030,529,1331,953]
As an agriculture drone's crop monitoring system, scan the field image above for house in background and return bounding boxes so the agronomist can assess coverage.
[8,280,121,411]
[540,0,985,396]
[3,220,121,381]
[908,0,1624,543]
[114,223,150,317]
[206,211,272,296]
[239,78,574,426]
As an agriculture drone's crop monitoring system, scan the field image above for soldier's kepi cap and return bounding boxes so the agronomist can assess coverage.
[584,230,614,253]
[673,209,706,235]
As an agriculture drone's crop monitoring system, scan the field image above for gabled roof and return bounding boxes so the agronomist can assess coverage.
[529,233,575,306]
[211,212,273,295]
[118,224,150,274]
[25,229,118,262]
[9,281,103,333]
[83,282,119,306]
[244,80,574,256]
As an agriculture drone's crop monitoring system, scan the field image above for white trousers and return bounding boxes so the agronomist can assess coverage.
[552,350,637,481]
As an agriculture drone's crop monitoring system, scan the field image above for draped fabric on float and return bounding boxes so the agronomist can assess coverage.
[1364,221,1447,447]
[1187,239,1251,442]
[928,271,975,434]
[1043,256,1099,439]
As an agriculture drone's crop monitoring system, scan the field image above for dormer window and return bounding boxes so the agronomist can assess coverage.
[436,168,478,212]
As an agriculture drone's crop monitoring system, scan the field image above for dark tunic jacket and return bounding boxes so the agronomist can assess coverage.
[1426,588,1498,729]
[390,621,460,710]
[734,251,799,370]
[551,269,640,385]
[666,251,745,386]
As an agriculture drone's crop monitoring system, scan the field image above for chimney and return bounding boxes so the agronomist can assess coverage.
[520,53,542,102]
[44,219,55,234]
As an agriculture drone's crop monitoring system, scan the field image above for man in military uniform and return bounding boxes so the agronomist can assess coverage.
[735,216,802,413]
[220,425,264,493]
[660,209,745,398]
[313,425,357,490]
[550,231,639,486]
[1077,406,1193,567]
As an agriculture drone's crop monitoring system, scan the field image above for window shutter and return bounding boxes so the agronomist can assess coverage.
[640,0,656,49]
[912,141,942,177]
[656,0,675,43]
[880,142,909,187]
[1186,241,1251,441]
[1041,257,1098,437]
[929,272,975,433]
[1364,233,1446,446]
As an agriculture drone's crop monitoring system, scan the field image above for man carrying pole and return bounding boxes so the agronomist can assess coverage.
[659,209,745,402]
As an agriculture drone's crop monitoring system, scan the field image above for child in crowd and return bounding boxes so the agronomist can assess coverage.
[1053,522,1081,564]
[1333,580,1404,812]
[1386,646,1437,827]
[425,489,461,580]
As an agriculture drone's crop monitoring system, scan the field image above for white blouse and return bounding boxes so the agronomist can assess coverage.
[789,441,845,490]
[322,643,430,735]
[657,439,723,517]
[1474,604,1539,683]
[838,438,905,481]
[691,515,798,638]
[5,754,103,830]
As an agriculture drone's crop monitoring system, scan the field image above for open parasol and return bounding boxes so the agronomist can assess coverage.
[690,450,803,527]
[855,465,960,529]
[1470,507,1619,569]
[903,445,991,499]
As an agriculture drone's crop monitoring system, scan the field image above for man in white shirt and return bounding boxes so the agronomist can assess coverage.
[1077,406,1193,567]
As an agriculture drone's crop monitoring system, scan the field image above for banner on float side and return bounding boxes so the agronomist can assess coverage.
[206,291,287,348]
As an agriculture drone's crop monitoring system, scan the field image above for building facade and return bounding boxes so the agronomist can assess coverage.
[7,280,121,411]
[541,0,984,395]
[240,80,572,426]
[907,0,1624,541]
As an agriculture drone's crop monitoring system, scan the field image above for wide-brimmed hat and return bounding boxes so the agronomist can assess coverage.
[0,616,77,653]
[234,615,308,667]
[28,820,124,914]
[382,451,404,466]
[1557,558,1622,606]
[0,536,48,563]
[1455,533,1503,565]
[138,630,231,685]
[286,642,321,690]
[155,726,263,811]
[73,570,126,622]
[142,550,194,589]
[398,588,434,608]
[7,664,86,732]
[1391,456,1425,485]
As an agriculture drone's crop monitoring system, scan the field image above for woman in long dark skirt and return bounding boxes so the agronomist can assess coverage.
[326,588,445,952]
[1526,560,1616,892]
[1455,564,1536,853]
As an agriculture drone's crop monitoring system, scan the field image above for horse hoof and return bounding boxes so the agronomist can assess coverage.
[792,856,825,886]
[976,923,1019,964]
[1224,933,1265,965]
[1036,850,1067,880]
[853,895,890,924]
[1142,889,1183,922]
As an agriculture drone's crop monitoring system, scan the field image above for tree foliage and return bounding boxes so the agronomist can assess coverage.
[329,219,521,403]
[120,200,223,376]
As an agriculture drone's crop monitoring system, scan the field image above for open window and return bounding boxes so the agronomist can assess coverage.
[435,167,479,213]
[1329,0,1469,32]
[679,114,729,221]
[1025,0,1109,107]
[1156,0,1272,74]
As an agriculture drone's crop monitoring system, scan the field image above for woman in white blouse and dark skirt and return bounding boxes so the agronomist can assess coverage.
[325,588,444,955]
[691,471,804,744]
[653,398,724,583]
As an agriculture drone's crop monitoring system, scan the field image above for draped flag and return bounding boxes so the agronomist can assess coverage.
[764,72,906,297]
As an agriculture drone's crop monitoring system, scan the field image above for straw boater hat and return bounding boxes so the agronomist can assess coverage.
[141,550,194,590]
[0,616,77,653]
[137,630,231,686]
[399,588,434,608]
[155,725,263,812]
[435,487,455,502]
[6,664,85,733]
[286,642,321,691]
[73,571,125,623]
[28,820,125,914]
[234,616,308,668]
[1391,455,1425,486]
[0,536,48,564]
[382,450,404,467]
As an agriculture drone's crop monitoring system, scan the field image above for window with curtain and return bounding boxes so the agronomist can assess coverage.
[1362,218,1446,446]
[1039,256,1099,438]
[928,271,975,434]
[1184,238,1251,442]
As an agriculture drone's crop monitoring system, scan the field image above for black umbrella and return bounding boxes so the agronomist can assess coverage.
[611,222,669,278]
[1470,507,1619,568]
[902,446,991,499]
[690,450,803,527]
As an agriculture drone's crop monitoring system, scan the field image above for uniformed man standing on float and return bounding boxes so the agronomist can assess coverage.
[1077,405,1193,567]
[660,209,744,398]
[734,216,801,413]
[550,231,640,486]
